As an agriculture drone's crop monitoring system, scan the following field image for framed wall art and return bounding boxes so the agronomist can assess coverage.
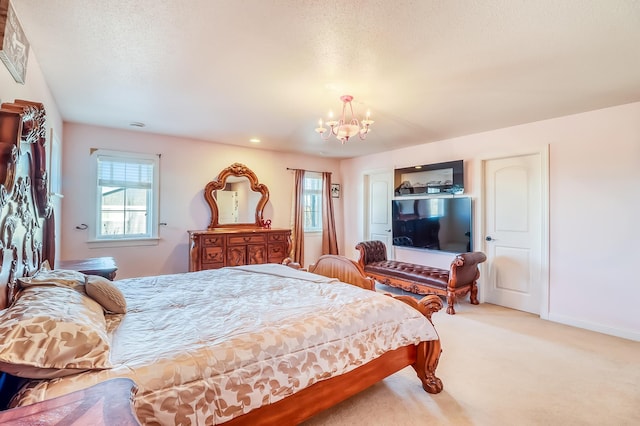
[0,0,29,84]
[331,183,340,199]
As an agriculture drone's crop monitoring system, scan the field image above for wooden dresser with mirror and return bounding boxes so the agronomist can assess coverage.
[188,163,291,271]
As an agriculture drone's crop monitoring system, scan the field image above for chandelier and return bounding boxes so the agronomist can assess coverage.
[315,95,374,144]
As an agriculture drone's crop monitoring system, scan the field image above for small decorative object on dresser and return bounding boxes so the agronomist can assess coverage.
[188,163,291,271]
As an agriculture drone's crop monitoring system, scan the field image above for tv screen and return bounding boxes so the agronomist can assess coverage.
[392,197,472,253]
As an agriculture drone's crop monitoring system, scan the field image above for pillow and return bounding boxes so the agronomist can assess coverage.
[85,275,127,314]
[0,285,112,379]
[17,268,87,290]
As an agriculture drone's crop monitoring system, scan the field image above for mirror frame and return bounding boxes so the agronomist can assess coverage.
[204,163,269,229]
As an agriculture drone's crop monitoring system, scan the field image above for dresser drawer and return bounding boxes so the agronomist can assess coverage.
[268,243,288,262]
[268,233,289,243]
[203,246,224,263]
[202,236,224,246]
[227,234,266,245]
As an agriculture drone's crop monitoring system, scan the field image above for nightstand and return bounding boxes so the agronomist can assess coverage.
[58,257,118,280]
[0,378,140,425]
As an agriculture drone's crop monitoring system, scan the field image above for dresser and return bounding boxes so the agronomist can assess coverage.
[188,228,291,271]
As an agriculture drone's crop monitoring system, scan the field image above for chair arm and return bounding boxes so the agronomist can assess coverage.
[355,240,388,267]
[449,252,487,288]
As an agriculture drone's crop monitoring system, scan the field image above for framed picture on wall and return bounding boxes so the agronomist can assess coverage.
[0,0,29,84]
[331,183,340,199]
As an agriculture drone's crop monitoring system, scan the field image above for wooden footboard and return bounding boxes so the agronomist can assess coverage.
[225,341,441,425]
[240,255,444,425]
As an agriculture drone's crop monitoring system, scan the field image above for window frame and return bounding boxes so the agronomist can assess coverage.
[88,149,160,248]
[302,172,323,233]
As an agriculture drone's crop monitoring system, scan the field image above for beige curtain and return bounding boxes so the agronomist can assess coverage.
[290,169,305,265]
[321,172,339,255]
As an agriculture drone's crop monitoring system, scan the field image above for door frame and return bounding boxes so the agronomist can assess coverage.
[476,145,550,319]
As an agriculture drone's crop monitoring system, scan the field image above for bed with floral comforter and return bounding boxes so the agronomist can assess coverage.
[4,263,440,424]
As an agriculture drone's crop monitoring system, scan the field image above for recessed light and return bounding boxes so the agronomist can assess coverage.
[129,122,145,128]
[249,138,261,143]
[414,165,422,169]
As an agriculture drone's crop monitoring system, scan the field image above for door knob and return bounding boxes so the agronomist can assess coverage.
[485,236,494,241]
[386,229,391,232]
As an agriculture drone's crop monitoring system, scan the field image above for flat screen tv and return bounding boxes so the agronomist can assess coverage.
[392,197,472,253]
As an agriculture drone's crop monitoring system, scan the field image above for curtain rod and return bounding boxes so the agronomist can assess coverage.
[287,167,331,174]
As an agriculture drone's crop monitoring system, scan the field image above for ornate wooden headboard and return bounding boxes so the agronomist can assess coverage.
[0,99,54,309]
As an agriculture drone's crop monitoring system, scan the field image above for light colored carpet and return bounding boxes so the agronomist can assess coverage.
[303,288,640,426]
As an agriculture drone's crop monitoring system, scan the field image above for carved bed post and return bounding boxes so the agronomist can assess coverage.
[386,293,444,394]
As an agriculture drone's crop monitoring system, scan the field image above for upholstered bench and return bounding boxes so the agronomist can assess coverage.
[355,240,487,315]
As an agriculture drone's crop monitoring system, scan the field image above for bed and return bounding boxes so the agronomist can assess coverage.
[0,99,444,425]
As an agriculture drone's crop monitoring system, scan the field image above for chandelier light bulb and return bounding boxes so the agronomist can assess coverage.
[315,118,327,135]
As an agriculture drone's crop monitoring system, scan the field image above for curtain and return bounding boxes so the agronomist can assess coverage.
[321,172,339,255]
[290,169,305,265]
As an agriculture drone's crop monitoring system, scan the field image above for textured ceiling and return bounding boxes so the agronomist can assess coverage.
[12,0,640,159]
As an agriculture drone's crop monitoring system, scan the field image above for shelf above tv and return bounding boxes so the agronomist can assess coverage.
[393,193,460,200]
[394,160,464,196]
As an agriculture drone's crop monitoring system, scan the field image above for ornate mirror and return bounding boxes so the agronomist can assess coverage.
[204,163,269,229]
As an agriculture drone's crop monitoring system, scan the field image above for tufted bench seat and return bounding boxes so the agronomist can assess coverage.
[355,240,487,315]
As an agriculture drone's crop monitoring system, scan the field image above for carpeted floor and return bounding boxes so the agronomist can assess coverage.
[302,285,640,425]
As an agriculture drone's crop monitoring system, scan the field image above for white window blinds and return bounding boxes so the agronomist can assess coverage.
[97,156,154,189]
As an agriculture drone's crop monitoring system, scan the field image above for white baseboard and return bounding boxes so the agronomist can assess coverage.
[548,313,640,342]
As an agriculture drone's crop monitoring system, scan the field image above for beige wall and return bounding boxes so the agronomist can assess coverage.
[59,124,342,277]
[340,101,640,340]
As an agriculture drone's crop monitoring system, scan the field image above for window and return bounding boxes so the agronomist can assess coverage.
[303,172,322,232]
[91,150,159,244]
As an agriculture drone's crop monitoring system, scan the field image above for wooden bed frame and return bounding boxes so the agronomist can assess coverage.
[231,255,444,425]
[0,100,444,424]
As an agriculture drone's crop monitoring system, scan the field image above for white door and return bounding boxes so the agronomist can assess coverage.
[366,171,393,258]
[483,153,546,315]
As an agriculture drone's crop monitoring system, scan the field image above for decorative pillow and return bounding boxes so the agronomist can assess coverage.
[0,285,112,379]
[85,275,127,314]
[17,268,87,290]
